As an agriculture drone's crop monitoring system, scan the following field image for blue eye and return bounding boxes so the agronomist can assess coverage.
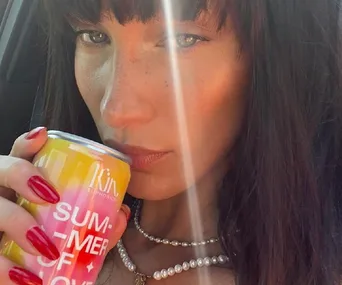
[159,34,208,49]
[76,30,110,45]
[175,34,206,48]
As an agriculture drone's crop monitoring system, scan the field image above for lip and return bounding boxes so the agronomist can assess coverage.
[104,140,170,170]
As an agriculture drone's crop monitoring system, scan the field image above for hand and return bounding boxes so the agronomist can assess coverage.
[0,127,129,285]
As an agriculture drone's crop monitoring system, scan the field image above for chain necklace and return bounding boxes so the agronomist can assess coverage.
[117,201,229,285]
[134,201,219,247]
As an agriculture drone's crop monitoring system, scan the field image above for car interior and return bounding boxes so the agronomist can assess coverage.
[0,0,46,154]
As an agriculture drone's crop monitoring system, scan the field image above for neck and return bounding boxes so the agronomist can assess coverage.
[118,164,229,275]
[139,192,217,243]
[136,165,226,246]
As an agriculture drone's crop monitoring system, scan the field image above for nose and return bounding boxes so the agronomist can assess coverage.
[100,58,155,129]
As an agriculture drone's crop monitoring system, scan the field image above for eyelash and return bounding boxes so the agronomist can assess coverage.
[158,34,209,49]
[75,30,111,47]
[75,30,208,49]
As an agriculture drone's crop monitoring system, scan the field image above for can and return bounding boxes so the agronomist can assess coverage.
[1,130,131,284]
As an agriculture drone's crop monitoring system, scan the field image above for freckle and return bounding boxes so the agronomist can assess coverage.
[164,81,169,87]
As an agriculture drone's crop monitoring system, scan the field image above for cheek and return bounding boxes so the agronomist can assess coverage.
[74,51,112,119]
[180,51,248,171]
[198,56,247,136]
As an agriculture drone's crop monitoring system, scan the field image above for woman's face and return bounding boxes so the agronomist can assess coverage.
[74,8,248,200]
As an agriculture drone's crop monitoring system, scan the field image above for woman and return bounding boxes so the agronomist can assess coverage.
[0,0,342,284]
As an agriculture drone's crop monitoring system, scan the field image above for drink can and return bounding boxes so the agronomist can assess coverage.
[1,130,131,284]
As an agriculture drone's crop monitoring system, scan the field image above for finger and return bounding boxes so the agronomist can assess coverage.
[10,127,48,159]
[107,204,130,251]
[0,256,42,285]
[0,186,15,202]
[0,127,48,202]
[0,197,59,260]
[0,156,60,204]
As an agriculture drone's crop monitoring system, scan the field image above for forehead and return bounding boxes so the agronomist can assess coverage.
[44,0,227,26]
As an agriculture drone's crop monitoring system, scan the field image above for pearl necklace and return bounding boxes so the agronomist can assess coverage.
[117,239,229,285]
[117,201,229,284]
[134,201,220,247]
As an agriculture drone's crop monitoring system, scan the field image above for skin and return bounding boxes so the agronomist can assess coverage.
[74,8,248,285]
[75,12,247,201]
[0,6,247,285]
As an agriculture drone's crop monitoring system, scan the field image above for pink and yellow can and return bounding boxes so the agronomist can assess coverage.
[1,130,131,284]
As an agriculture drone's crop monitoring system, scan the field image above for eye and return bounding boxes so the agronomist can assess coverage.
[158,33,208,49]
[76,30,110,45]
[175,34,206,48]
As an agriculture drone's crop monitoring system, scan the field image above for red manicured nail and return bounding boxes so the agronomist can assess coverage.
[27,176,60,204]
[25,127,46,140]
[26,226,60,260]
[121,204,131,221]
[9,266,42,285]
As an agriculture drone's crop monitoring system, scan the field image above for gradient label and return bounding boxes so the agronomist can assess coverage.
[1,136,130,284]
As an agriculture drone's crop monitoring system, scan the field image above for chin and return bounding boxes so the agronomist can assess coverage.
[126,175,186,201]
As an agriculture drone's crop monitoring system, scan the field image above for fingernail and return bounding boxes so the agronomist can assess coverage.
[120,204,131,221]
[27,176,60,204]
[25,127,46,140]
[26,226,60,260]
[9,267,42,285]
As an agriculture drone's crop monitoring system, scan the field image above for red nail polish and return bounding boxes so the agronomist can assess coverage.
[9,267,42,285]
[121,204,131,221]
[25,127,46,140]
[27,176,60,204]
[26,226,60,260]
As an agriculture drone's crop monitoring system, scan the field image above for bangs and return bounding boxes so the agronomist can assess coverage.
[43,0,229,30]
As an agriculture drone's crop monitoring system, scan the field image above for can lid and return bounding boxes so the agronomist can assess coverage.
[47,130,131,164]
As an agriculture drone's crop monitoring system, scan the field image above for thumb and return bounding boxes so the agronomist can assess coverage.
[107,204,130,252]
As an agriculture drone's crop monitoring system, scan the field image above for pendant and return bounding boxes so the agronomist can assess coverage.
[134,274,147,285]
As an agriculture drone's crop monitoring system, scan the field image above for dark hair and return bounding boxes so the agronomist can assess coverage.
[42,0,342,284]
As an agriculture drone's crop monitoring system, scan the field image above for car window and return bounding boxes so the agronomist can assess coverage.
[0,0,10,21]
[0,0,44,154]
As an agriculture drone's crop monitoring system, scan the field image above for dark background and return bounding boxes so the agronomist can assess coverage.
[0,0,46,154]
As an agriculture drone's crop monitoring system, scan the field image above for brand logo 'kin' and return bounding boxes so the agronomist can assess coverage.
[87,162,119,198]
